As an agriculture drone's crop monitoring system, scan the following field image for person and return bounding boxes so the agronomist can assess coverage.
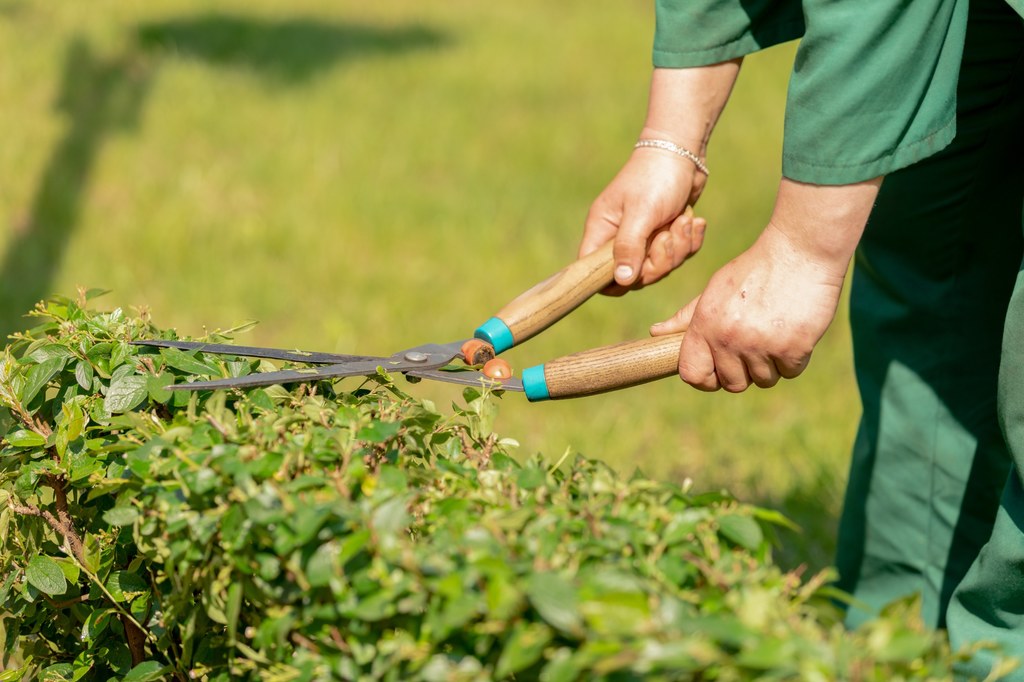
[578,0,1024,677]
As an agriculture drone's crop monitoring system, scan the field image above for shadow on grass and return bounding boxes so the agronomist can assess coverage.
[136,14,448,84]
[1,15,449,336]
[0,39,152,336]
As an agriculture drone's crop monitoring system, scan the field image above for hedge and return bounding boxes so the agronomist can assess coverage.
[0,293,1010,681]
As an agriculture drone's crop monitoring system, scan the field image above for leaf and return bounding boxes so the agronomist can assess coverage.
[62,402,85,442]
[82,533,102,574]
[517,465,546,490]
[357,420,401,443]
[146,373,175,404]
[248,388,276,411]
[54,557,80,585]
[103,506,140,527]
[5,429,46,447]
[226,581,243,644]
[28,344,74,364]
[20,357,66,405]
[495,621,553,678]
[104,375,149,414]
[159,347,219,376]
[81,607,113,644]
[121,661,167,682]
[26,555,68,596]
[74,359,94,390]
[718,514,764,551]
[84,287,111,300]
[106,571,147,602]
[526,573,582,636]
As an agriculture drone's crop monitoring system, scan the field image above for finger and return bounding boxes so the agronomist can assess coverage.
[711,348,751,393]
[639,229,676,286]
[613,204,657,287]
[688,216,707,258]
[651,296,699,336]
[580,202,620,259]
[775,352,812,380]
[746,356,782,389]
[678,323,720,391]
[641,210,705,285]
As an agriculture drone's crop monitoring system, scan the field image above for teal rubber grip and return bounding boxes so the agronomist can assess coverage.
[474,317,515,354]
[522,364,550,402]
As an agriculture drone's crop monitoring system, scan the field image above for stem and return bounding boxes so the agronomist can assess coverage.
[48,475,85,563]
[8,489,157,655]
[121,613,148,666]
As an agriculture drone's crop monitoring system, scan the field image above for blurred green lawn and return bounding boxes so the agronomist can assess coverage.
[0,0,858,569]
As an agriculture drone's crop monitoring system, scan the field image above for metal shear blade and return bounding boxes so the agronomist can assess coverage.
[131,339,524,392]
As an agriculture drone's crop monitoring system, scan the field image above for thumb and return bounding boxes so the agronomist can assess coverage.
[613,204,657,287]
[650,296,699,336]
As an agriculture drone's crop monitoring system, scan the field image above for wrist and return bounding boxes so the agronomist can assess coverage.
[768,177,883,268]
[642,61,742,151]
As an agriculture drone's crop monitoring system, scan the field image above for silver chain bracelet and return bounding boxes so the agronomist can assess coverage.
[634,139,709,176]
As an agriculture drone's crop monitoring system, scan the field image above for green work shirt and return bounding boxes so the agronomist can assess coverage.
[652,0,1024,184]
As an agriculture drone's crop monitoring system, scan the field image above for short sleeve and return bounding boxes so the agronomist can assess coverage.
[781,0,970,184]
[653,0,804,68]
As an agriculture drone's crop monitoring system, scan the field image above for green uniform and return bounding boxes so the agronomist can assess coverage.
[654,0,1024,676]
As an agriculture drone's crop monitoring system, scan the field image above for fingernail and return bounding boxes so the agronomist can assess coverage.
[615,265,633,282]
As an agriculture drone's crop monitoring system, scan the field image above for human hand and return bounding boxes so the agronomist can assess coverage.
[650,222,846,391]
[579,136,708,296]
[649,178,880,392]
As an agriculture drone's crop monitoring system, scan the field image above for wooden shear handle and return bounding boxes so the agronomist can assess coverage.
[474,206,694,354]
[521,333,684,401]
[474,240,615,353]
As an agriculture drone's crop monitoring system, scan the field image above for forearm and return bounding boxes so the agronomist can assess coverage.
[768,177,883,271]
[640,61,743,157]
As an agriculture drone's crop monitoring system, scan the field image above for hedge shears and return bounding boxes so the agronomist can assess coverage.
[134,241,685,402]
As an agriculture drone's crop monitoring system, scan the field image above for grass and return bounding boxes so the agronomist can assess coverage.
[0,0,857,570]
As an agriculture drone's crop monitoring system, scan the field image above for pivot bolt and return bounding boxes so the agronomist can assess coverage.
[403,351,430,363]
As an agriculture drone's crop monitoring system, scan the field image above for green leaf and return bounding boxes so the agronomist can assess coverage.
[74,359,94,390]
[106,571,147,602]
[146,373,175,404]
[357,420,401,443]
[248,388,276,411]
[526,573,582,636]
[84,287,111,300]
[39,663,73,681]
[226,581,243,644]
[104,375,149,414]
[28,344,74,364]
[26,555,68,596]
[54,557,80,585]
[495,621,553,678]
[62,402,85,442]
[517,465,546,490]
[121,661,166,682]
[159,347,219,376]
[82,533,102,574]
[718,514,764,551]
[20,357,66,405]
[81,607,113,644]
[103,506,140,527]
[5,429,46,447]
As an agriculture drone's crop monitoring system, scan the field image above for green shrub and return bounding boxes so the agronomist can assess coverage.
[0,293,1008,680]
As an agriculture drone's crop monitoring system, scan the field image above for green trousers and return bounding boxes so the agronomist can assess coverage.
[832,0,1024,674]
